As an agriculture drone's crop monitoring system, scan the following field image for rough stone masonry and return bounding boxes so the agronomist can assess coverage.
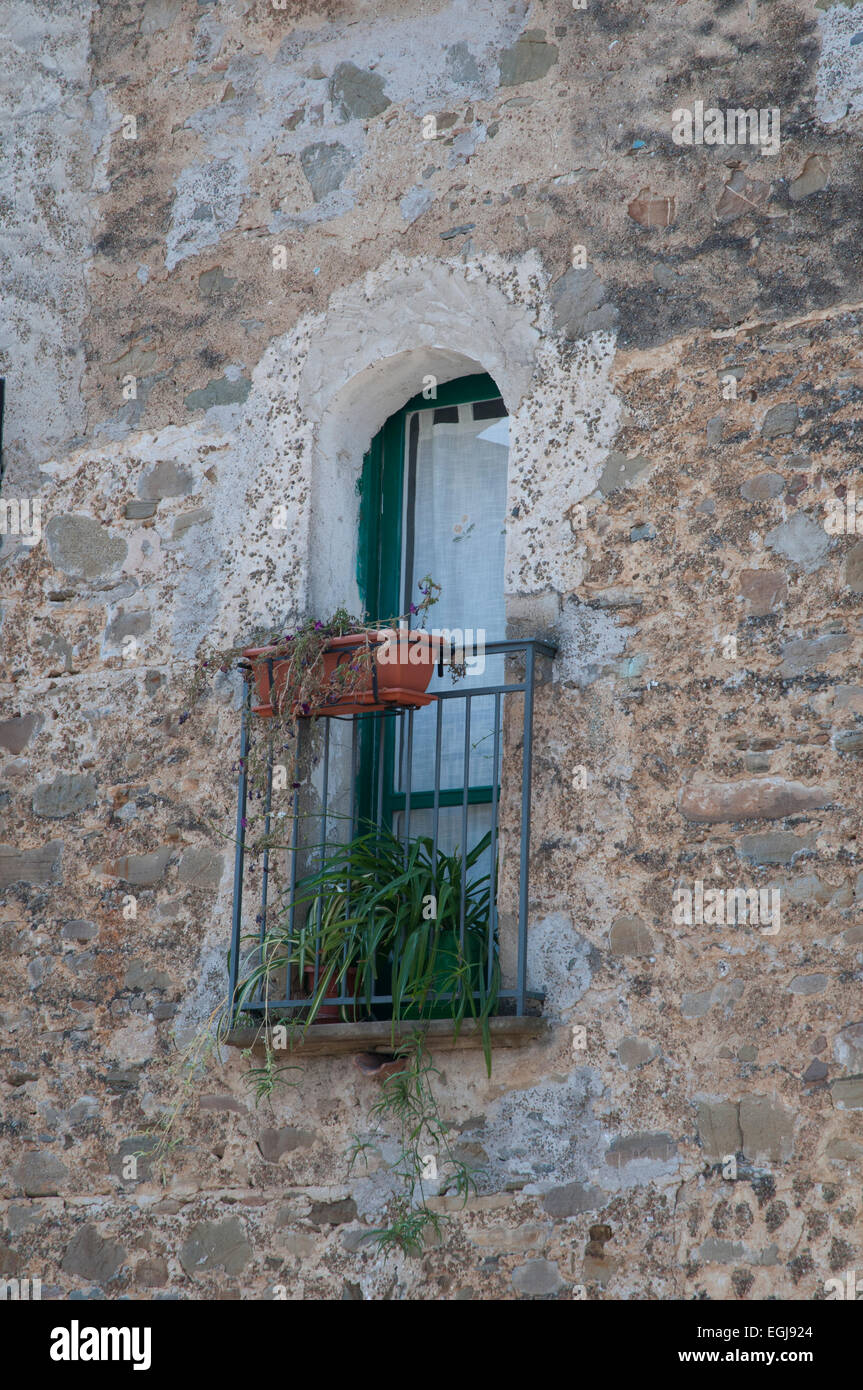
[1,0,862,1303]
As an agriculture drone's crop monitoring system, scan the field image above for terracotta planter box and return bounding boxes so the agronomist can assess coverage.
[243,630,441,718]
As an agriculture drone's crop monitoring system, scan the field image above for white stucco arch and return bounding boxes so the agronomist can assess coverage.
[294,256,545,615]
[204,250,618,652]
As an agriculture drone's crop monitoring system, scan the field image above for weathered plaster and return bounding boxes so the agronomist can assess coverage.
[0,0,102,487]
[4,0,863,1305]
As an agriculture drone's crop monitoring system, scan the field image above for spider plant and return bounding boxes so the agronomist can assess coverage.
[235,826,499,1068]
[349,1031,480,1256]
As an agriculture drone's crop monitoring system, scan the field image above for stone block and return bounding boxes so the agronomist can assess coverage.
[761,402,799,438]
[741,472,785,501]
[32,773,96,819]
[834,730,863,754]
[844,542,863,593]
[831,1076,863,1110]
[678,778,830,824]
[258,1127,315,1161]
[13,1151,69,1196]
[511,1258,565,1296]
[61,920,98,941]
[738,831,814,865]
[308,1199,357,1227]
[552,267,618,342]
[179,1219,251,1277]
[779,634,849,677]
[106,847,173,885]
[172,507,213,538]
[542,1181,606,1217]
[299,141,354,202]
[136,1257,169,1287]
[177,847,224,889]
[608,915,654,955]
[329,62,390,120]
[138,462,194,499]
[198,1094,245,1113]
[739,569,787,615]
[184,377,250,413]
[698,1237,748,1263]
[498,32,559,87]
[696,1100,742,1159]
[597,450,651,496]
[123,959,173,992]
[124,501,157,519]
[604,1132,676,1168]
[0,714,41,754]
[108,1135,158,1183]
[765,513,830,572]
[618,1036,659,1069]
[44,514,127,580]
[788,973,828,995]
[105,609,151,642]
[739,1096,794,1162]
[0,841,63,888]
[61,1224,126,1282]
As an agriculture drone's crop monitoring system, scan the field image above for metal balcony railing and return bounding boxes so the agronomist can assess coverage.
[227,637,555,1026]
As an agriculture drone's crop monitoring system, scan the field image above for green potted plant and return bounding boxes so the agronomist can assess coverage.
[236,826,499,1058]
[292,885,362,1024]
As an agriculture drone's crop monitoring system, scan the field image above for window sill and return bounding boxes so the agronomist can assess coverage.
[223,1015,550,1058]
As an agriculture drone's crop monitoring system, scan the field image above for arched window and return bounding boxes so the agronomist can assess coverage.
[228,367,551,1029]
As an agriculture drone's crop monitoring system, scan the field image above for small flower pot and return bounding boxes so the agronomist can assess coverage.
[303,965,358,1023]
[243,630,442,719]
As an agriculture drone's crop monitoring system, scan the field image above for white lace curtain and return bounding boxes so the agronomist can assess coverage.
[398,402,508,815]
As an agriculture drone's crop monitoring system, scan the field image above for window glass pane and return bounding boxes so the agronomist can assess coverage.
[471,396,506,421]
[402,402,507,635]
[399,401,508,794]
[392,803,496,899]
[396,690,501,795]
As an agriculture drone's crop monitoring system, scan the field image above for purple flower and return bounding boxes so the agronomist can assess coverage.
[409,603,417,614]
[241,817,247,829]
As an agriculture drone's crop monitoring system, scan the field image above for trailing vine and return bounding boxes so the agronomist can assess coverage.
[349,1031,482,1257]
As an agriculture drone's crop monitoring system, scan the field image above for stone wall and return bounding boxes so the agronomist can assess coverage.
[1,0,862,1300]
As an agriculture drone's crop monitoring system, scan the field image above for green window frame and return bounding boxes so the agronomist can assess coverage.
[355,372,506,831]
